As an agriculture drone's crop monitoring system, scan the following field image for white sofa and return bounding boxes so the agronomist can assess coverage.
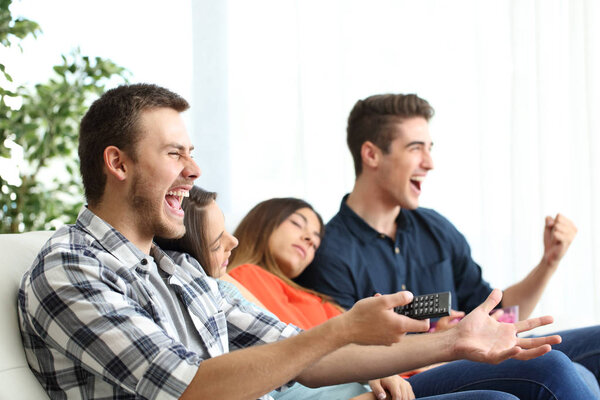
[0,230,53,399]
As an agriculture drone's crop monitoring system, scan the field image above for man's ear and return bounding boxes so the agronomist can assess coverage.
[103,146,128,181]
[360,141,381,170]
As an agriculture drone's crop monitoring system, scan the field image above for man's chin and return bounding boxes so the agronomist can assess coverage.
[400,199,420,210]
[156,221,186,240]
[171,225,186,239]
[170,229,186,239]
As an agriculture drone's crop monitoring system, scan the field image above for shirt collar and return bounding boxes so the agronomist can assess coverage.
[151,244,177,275]
[76,206,151,270]
[338,194,413,244]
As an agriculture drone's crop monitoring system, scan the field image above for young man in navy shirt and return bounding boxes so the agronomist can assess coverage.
[296,93,599,390]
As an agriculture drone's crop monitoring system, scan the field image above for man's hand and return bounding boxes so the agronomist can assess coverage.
[542,213,577,268]
[452,289,561,364]
[342,292,430,346]
[368,375,415,400]
[501,214,576,319]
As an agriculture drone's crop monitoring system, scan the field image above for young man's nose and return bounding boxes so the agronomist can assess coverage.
[422,150,434,170]
[183,158,202,180]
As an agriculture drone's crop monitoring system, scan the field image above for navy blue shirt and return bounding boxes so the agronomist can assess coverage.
[295,195,495,313]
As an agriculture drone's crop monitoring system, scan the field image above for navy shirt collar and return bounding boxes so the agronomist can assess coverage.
[338,194,413,245]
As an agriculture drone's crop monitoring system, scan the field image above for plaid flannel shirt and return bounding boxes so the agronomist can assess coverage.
[18,207,299,399]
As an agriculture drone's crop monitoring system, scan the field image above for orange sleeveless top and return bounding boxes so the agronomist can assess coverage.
[228,264,342,330]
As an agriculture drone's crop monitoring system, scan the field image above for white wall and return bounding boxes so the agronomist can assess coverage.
[2,0,598,333]
[1,0,193,122]
[191,0,600,333]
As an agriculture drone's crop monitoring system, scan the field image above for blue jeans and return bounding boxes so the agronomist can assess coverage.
[419,393,518,400]
[408,350,596,399]
[546,325,600,384]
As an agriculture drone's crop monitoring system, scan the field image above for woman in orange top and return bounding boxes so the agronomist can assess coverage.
[228,197,343,330]
[227,197,419,398]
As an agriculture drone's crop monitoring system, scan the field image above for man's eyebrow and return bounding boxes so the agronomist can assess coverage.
[164,143,194,152]
[405,141,434,148]
[209,231,224,247]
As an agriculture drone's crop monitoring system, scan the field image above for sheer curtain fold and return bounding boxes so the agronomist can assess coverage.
[192,0,600,330]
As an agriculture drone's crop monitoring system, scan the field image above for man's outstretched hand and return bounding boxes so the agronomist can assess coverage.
[451,289,561,364]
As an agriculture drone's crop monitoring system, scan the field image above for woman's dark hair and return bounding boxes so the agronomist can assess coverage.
[230,198,341,309]
[154,186,217,276]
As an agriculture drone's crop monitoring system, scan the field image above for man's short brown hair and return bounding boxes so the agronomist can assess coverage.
[347,93,434,177]
[78,83,189,206]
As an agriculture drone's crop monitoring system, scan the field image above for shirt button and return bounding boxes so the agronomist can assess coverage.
[394,247,400,254]
[141,258,148,265]
[379,234,385,239]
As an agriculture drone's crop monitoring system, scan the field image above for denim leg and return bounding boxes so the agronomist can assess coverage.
[572,362,600,398]
[418,391,518,399]
[542,325,600,384]
[408,350,597,400]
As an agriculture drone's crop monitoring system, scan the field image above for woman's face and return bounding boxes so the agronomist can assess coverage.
[268,207,322,279]
[205,200,238,278]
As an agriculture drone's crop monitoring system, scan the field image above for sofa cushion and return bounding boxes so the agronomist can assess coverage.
[0,230,53,399]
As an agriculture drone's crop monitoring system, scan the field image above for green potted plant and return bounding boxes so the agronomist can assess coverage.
[1,0,129,233]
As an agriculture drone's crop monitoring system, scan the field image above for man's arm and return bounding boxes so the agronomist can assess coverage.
[182,290,559,399]
[181,292,428,399]
[502,214,577,319]
[297,289,560,388]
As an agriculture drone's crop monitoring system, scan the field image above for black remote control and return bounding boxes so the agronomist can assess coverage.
[394,291,452,320]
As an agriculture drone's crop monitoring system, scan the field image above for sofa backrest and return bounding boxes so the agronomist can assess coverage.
[0,230,53,399]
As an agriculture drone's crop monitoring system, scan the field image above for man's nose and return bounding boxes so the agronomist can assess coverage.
[423,149,434,170]
[183,158,201,180]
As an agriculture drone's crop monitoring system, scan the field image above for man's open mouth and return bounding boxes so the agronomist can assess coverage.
[410,176,424,191]
[165,190,189,211]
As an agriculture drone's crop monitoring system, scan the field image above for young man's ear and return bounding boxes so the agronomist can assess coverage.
[360,141,381,170]
[103,146,129,181]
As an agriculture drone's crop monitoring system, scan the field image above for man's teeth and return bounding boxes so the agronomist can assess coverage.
[167,190,190,197]
[167,191,189,204]
[410,176,425,182]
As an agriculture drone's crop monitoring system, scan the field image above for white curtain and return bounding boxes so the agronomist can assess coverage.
[191,0,600,332]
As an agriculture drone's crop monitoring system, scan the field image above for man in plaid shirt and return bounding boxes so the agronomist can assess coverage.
[18,84,571,400]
